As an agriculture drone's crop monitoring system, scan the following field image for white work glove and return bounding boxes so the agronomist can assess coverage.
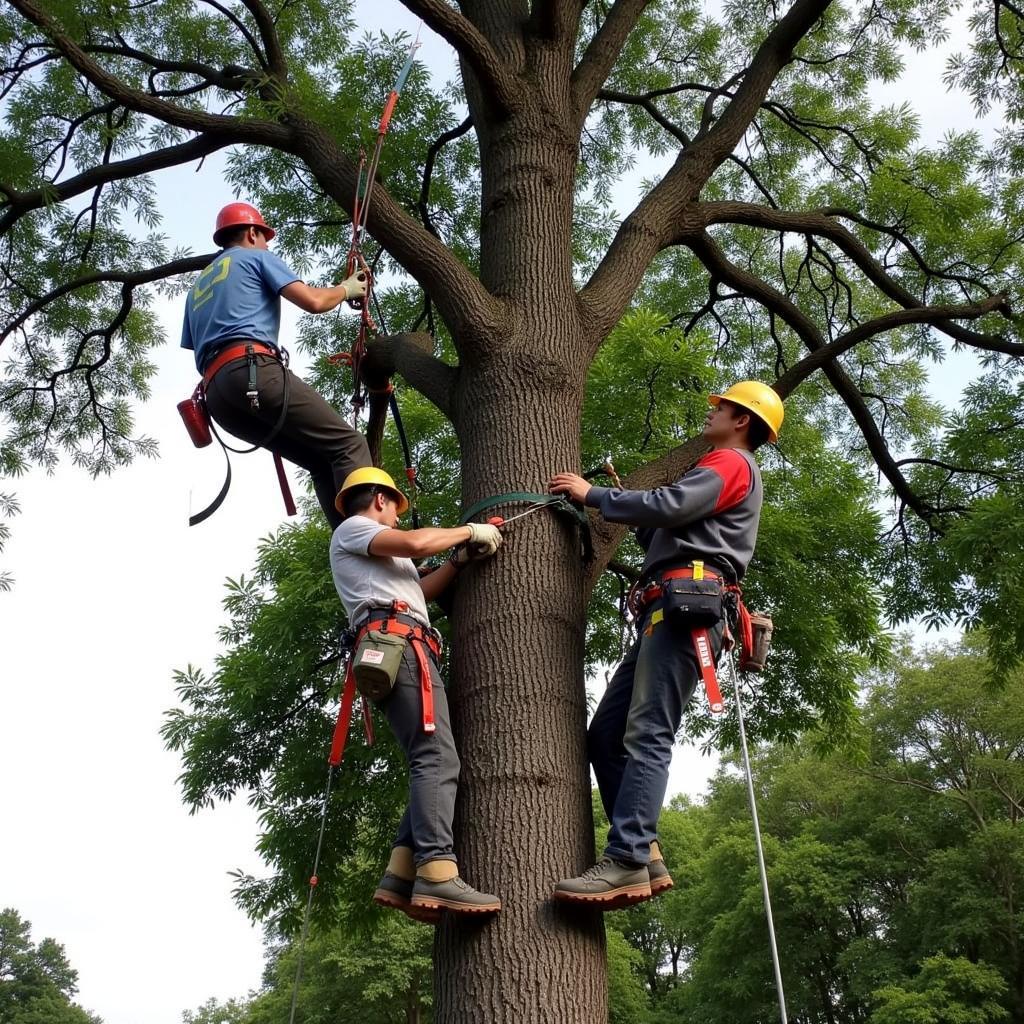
[341,270,369,302]
[466,522,502,556]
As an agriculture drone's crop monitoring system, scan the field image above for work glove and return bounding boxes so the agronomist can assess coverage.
[449,523,503,567]
[466,522,502,556]
[341,270,369,302]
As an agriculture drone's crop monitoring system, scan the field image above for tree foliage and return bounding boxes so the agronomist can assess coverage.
[0,908,101,1024]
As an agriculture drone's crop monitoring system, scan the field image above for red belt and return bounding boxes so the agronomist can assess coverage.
[202,341,278,387]
[329,604,441,767]
[634,565,729,715]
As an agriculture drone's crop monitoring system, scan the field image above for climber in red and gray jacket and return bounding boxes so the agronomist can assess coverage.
[547,381,785,909]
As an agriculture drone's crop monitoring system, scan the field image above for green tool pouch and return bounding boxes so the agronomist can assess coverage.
[352,630,408,702]
[663,578,724,628]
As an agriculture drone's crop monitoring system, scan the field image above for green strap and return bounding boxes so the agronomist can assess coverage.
[458,491,593,561]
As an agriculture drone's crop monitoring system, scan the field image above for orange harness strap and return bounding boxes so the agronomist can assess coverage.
[329,611,440,767]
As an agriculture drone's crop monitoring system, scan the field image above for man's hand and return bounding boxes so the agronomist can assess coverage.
[466,522,502,557]
[548,472,591,504]
[341,270,369,302]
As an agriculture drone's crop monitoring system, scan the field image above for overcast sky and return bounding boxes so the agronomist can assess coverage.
[0,4,992,1024]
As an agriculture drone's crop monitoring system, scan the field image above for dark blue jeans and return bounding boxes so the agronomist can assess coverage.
[589,603,725,864]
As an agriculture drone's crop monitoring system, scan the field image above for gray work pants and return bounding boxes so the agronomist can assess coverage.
[204,354,371,528]
[382,643,460,866]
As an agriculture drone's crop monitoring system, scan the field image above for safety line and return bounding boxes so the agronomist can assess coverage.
[727,648,789,1024]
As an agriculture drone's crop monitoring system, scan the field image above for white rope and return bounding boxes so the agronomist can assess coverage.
[727,648,789,1024]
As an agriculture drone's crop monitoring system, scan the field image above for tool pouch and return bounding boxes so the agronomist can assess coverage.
[352,629,407,702]
[663,577,724,628]
[177,385,212,448]
[740,613,773,673]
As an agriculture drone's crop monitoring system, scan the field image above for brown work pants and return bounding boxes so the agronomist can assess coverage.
[204,354,370,528]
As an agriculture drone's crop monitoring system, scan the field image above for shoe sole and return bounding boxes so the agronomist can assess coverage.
[410,896,501,914]
[553,883,652,907]
[650,875,674,897]
[373,889,440,924]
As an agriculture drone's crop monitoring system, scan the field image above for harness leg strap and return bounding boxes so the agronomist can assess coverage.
[692,628,725,715]
[411,638,436,734]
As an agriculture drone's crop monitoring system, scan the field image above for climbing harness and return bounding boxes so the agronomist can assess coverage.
[459,492,593,560]
[727,645,789,1024]
[178,343,297,525]
[329,602,442,767]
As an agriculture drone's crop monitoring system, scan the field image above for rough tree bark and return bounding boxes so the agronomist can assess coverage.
[2,0,1020,1020]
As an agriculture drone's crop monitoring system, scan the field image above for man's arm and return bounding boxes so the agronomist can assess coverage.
[419,560,459,603]
[368,525,474,559]
[280,270,368,314]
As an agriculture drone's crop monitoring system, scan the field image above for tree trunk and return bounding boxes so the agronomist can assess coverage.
[434,316,606,1022]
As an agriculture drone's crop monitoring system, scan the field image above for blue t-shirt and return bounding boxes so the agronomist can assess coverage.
[180,247,300,371]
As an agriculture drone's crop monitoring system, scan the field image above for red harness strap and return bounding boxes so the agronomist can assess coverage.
[328,609,441,767]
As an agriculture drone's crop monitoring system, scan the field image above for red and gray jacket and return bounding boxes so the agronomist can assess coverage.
[584,447,763,582]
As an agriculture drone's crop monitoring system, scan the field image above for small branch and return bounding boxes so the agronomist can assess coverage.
[418,116,474,239]
[1,255,213,348]
[238,0,288,78]
[775,293,1010,396]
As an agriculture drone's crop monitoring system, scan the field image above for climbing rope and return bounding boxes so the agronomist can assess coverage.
[458,491,593,559]
[726,646,789,1024]
[288,632,353,1024]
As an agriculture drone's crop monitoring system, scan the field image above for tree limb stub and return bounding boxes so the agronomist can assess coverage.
[397,0,522,117]
[362,332,457,422]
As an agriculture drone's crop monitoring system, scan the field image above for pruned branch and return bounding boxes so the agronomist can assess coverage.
[571,0,656,119]
[362,331,458,422]
[396,0,522,117]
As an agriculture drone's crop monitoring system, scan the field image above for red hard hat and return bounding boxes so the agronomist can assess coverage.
[213,202,275,246]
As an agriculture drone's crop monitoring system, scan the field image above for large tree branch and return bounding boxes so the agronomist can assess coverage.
[579,0,833,340]
[701,201,1023,355]
[396,0,522,117]
[571,0,656,120]
[6,0,293,144]
[584,434,711,597]
[689,231,939,525]
[526,0,586,43]
[238,0,288,79]
[362,332,457,422]
[1,255,212,348]
[775,293,1011,396]
[0,134,229,235]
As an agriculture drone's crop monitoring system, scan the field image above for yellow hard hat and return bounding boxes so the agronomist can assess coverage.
[335,466,409,516]
[709,381,784,442]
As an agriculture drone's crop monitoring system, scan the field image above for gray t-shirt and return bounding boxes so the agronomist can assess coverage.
[330,515,430,627]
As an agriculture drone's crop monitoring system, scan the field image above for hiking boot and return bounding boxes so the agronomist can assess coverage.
[648,857,674,896]
[410,875,502,915]
[553,857,652,908]
[372,873,439,924]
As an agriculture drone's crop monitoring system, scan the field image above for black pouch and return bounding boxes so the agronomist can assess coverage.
[663,577,724,627]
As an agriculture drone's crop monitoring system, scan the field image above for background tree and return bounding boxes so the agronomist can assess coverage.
[0,908,101,1024]
[3,0,1024,1020]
